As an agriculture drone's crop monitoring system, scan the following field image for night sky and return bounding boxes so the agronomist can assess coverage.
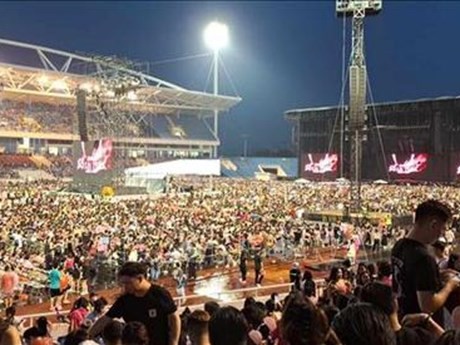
[0,1,459,156]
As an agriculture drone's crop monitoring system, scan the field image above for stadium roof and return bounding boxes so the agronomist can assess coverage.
[285,95,460,120]
[0,38,241,115]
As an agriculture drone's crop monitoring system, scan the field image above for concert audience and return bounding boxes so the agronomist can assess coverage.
[0,171,459,345]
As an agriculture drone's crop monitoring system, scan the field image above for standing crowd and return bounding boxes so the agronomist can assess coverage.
[0,179,459,344]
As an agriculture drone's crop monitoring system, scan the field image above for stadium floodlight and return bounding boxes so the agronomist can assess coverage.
[204,21,229,51]
[204,21,229,158]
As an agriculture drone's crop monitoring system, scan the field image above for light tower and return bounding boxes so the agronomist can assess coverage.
[336,0,382,213]
[204,21,229,158]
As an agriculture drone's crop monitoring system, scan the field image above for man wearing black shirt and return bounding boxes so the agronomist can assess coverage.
[391,200,460,326]
[89,262,180,345]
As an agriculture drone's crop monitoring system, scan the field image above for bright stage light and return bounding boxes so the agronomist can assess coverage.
[79,82,93,92]
[51,79,67,90]
[204,21,229,51]
[37,75,49,86]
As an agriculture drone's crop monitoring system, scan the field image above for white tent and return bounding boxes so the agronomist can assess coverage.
[294,178,310,184]
[125,159,221,179]
[336,177,350,183]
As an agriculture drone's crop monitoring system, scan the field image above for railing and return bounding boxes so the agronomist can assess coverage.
[17,279,327,332]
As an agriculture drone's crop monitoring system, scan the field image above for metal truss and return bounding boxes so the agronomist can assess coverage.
[0,38,241,114]
[336,0,382,214]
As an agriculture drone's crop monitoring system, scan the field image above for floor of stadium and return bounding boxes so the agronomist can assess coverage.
[15,247,387,319]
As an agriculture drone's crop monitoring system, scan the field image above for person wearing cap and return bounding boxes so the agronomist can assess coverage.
[89,262,180,345]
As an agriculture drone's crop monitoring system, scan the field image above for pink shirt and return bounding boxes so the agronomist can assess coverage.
[69,307,89,330]
[1,272,19,294]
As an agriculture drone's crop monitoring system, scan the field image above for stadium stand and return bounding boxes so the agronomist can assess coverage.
[148,116,176,139]
[173,115,217,141]
[221,157,298,178]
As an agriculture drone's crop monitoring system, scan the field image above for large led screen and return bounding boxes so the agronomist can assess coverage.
[73,138,115,192]
[388,153,428,175]
[302,153,339,180]
[76,139,113,174]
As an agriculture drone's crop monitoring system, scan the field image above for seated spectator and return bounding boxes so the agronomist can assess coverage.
[244,297,256,309]
[0,320,21,345]
[102,320,124,345]
[265,299,281,322]
[361,281,443,345]
[269,293,283,312]
[209,306,248,345]
[23,317,51,344]
[204,301,220,318]
[327,267,352,297]
[242,303,272,345]
[187,310,211,345]
[320,304,340,326]
[86,297,108,323]
[63,329,89,345]
[122,321,149,345]
[5,306,24,329]
[302,270,317,298]
[68,297,90,332]
[281,291,341,345]
[332,303,396,345]
[377,261,393,286]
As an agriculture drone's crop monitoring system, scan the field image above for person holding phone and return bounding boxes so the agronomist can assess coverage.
[392,200,460,327]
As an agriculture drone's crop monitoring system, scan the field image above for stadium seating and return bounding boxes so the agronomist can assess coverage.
[0,154,35,168]
[0,99,73,133]
[0,99,216,142]
[147,116,176,139]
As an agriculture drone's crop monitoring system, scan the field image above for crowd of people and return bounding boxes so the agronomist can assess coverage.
[0,177,460,344]
[0,179,459,306]
[4,220,460,345]
[0,98,152,139]
[0,99,73,134]
[0,179,410,304]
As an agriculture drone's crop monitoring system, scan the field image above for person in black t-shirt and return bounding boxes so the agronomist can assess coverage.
[391,200,460,327]
[89,262,180,345]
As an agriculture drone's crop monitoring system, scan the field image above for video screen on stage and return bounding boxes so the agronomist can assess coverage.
[76,138,113,174]
[301,153,339,180]
[388,153,428,175]
[73,138,115,191]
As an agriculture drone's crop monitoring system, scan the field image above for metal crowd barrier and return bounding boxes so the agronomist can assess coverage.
[17,279,327,331]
